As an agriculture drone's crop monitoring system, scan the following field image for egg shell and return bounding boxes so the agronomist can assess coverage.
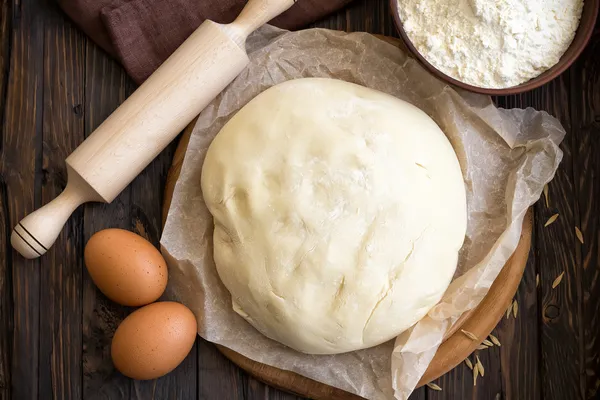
[111,302,197,380]
[84,229,168,306]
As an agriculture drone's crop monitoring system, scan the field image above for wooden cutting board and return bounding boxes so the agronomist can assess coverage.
[161,36,533,398]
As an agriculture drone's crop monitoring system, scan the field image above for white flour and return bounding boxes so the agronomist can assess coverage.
[397,0,584,88]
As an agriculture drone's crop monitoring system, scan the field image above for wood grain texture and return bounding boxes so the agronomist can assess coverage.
[1,0,599,399]
[310,0,399,38]
[571,22,600,400]
[492,94,547,400]
[128,63,192,400]
[38,1,85,399]
[0,1,12,398]
[0,179,10,400]
[80,6,198,399]
[493,77,579,399]
[496,247,541,400]
[419,213,532,391]
[197,340,245,400]
[246,375,302,400]
[82,42,132,400]
[425,365,473,400]
[1,0,44,398]
[526,77,580,400]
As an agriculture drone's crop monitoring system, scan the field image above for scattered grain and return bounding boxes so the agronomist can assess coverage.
[473,365,479,386]
[476,356,485,377]
[544,213,559,227]
[513,299,518,318]
[543,184,549,207]
[465,358,473,370]
[552,272,565,289]
[575,227,584,244]
[427,383,443,391]
[482,339,494,347]
[489,334,501,347]
[477,344,489,350]
[461,329,478,341]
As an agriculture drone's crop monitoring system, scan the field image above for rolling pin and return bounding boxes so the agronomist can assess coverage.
[11,0,296,259]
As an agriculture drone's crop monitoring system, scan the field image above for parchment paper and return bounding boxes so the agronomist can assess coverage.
[160,26,565,400]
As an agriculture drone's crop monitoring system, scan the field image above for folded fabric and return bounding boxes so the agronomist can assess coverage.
[57,0,353,83]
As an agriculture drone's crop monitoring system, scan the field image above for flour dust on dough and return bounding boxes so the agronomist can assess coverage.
[201,78,467,355]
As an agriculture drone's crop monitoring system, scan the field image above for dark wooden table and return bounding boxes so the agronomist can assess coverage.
[1,0,599,399]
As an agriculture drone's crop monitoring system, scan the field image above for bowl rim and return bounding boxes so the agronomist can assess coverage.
[389,0,599,95]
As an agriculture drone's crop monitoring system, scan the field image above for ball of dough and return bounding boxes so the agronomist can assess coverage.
[201,78,467,355]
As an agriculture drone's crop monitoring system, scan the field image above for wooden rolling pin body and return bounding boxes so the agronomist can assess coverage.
[11,0,296,259]
[68,21,249,203]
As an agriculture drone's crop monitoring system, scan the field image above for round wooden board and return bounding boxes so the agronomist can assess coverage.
[162,38,533,397]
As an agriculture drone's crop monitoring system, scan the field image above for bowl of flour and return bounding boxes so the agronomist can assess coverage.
[391,0,599,94]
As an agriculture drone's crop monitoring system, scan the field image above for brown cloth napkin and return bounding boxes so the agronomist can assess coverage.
[58,0,353,84]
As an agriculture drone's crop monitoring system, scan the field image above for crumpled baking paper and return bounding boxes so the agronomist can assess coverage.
[160,26,565,400]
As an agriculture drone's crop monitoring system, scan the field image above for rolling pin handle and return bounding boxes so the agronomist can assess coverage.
[11,167,103,259]
[10,0,297,259]
[229,0,297,42]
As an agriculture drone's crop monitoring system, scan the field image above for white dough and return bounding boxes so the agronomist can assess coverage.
[201,78,467,355]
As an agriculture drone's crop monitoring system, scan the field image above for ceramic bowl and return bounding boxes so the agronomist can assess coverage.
[390,0,599,95]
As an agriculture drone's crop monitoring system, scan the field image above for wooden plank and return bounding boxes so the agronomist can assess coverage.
[424,263,536,399]
[246,375,302,400]
[474,346,502,399]
[0,179,12,400]
[3,1,587,400]
[82,42,132,400]
[347,0,397,37]
[504,75,580,398]
[311,0,399,37]
[0,0,12,397]
[0,0,44,398]
[130,342,197,400]
[570,22,600,400]
[493,76,576,400]
[425,365,473,400]
[37,0,86,398]
[487,86,546,399]
[131,339,197,400]
[197,340,245,400]
[0,177,12,400]
[535,79,582,400]
[408,387,426,400]
[496,250,541,399]
[130,123,194,398]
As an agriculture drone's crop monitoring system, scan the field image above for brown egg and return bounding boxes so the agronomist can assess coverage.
[111,302,197,380]
[84,228,168,306]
